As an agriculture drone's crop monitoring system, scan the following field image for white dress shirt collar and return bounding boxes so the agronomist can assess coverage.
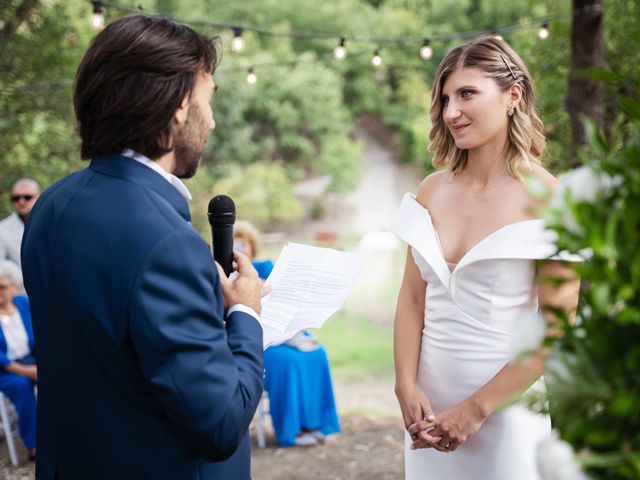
[121,149,192,201]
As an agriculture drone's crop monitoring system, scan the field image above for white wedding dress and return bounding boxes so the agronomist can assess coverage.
[392,193,578,480]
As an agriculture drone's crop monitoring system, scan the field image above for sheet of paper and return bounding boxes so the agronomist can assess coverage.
[259,242,366,349]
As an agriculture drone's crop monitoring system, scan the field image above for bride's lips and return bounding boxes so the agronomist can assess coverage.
[451,123,470,134]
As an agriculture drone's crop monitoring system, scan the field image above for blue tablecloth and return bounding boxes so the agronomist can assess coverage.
[264,342,340,447]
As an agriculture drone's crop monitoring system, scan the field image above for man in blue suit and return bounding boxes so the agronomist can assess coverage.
[21,15,264,479]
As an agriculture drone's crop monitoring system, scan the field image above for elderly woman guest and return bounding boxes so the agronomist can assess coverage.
[0,260,37,458]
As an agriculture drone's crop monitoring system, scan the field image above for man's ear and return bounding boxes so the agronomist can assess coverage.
[174,94,190,126]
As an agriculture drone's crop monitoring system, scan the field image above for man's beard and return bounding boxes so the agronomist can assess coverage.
[173,103,209,179]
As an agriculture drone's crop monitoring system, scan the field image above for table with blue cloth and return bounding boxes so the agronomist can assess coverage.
[253,259,340,447]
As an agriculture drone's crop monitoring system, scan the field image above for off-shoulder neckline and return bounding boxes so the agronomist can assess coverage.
[405,193,544,274]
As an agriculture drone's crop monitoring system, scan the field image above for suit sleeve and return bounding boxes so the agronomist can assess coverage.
[129,229,264,461]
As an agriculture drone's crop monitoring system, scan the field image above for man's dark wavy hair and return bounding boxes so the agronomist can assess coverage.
[74,15,220,160]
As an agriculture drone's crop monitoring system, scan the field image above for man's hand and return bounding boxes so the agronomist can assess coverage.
[216,251,262,314]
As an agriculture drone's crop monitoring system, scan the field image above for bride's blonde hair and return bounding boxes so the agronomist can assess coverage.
[429,36,545,177]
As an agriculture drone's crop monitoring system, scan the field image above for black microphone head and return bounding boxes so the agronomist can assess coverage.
[208,195,236,227]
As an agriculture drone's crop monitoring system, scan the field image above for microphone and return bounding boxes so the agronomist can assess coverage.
[208,195,236,277]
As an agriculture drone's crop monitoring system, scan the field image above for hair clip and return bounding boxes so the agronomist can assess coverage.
[500,53,517,80]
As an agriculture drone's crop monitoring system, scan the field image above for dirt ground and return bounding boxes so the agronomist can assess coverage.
[0,381,406,480]
[0,414,404,480]
[0,438,32,480]
[251,413,404,480]
[0,416,405,480]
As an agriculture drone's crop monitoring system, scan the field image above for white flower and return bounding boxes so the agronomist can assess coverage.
[552,166,622,206]
[550,166,621,233]
[537,431,588,480]
[554,166,599,204]
[509,311,547,360]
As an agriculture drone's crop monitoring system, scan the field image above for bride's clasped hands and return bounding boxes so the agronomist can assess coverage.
[407,397,488,453]
[396,384,446,451]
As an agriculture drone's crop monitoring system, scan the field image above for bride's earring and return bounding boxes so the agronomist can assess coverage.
[508,106,515,117]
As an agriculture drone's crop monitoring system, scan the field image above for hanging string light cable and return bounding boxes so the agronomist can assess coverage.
[0,49,378,96]
[4,4,571,96]
[95,1,565,50]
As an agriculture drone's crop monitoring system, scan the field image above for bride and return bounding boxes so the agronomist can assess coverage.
[392,36,581,479]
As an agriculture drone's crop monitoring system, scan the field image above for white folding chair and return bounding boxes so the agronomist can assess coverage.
[254,391,269,449]
[0,392,19,466]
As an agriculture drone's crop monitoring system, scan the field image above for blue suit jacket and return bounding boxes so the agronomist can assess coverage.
[0,296,34,367]
[21,154,264,480]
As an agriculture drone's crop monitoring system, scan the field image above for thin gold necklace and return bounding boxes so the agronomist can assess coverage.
[465,174,510,199]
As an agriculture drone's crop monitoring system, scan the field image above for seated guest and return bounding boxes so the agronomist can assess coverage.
[233,221,340,447]
[0,260,36,458]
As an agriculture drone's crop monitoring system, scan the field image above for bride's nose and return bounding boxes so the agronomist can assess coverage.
[443,103,462,122]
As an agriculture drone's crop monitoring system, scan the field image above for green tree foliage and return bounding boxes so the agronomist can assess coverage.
[207,51,361,192]
[189,161,302,236]
[540,62,640,479]
[0,0,95,216]
[1,0,637,223]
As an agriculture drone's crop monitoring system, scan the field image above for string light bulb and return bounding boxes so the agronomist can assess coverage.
[538,23,549,40]
[333,37,346,60]
[91,1,105,30]
[246,68,257,85]
[419,38,433,60]
[372,49,382,67]
[231,27,245,53]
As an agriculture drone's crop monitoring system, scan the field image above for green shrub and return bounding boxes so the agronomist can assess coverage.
[540,78,640,479]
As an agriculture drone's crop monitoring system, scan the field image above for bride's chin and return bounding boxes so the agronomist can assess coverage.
[454,139,474,150]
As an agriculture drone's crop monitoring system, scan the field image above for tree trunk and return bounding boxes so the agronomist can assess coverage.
[567,0,605,166]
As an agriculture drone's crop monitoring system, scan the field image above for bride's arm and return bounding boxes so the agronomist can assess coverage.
[394,248,443,449]
[410,260,580,452]
[394,248,428,418]
[393,247,432,418]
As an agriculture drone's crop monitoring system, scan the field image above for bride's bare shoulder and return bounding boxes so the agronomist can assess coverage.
[528,162,559,192]
[416,170,450,207]
[519,162,560,215]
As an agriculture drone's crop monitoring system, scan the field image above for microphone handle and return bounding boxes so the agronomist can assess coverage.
[212,224,234,277]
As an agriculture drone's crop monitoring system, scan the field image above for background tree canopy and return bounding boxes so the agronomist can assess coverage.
[1,0,637,229]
